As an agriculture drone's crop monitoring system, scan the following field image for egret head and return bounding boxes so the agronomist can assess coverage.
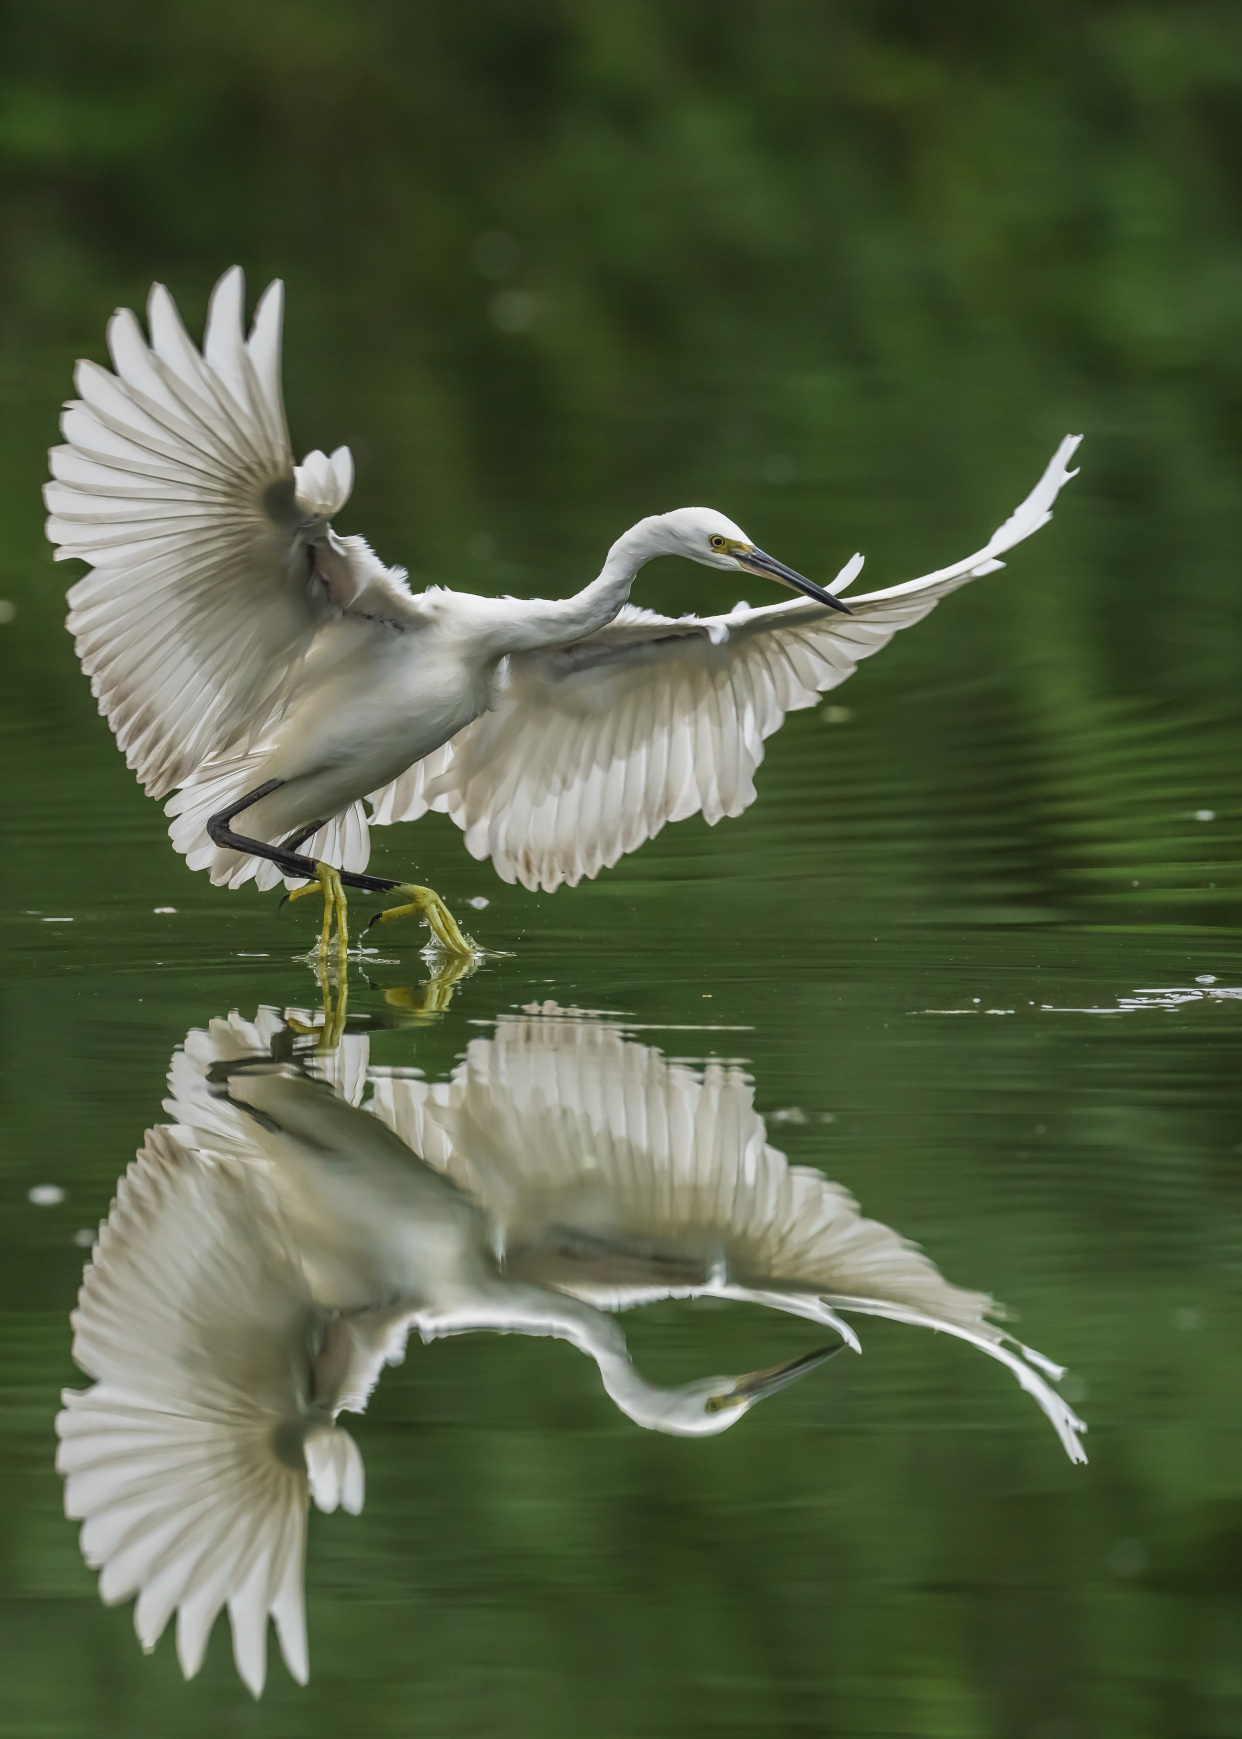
[613,1342,844,1437]
[645,507,852,615]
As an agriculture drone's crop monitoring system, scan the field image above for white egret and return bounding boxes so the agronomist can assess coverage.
[59,999,1085,1694]
[46,268,1081,957]
[176,1002,1087,1452]
[168,1012,841,1440]
[365,1006,1087,1461]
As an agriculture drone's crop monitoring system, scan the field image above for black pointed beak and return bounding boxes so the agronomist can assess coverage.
[706,1342,844,1412]
[734,547,853,615]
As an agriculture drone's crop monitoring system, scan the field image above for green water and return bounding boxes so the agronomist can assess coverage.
[3,5,1242,1734]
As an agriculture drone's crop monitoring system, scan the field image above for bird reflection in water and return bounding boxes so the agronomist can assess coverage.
[57,1000,1087,1695]
[294,942,477,1052]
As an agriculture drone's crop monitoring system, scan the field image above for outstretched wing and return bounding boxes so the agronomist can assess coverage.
[57,1126,363,1696]
[368,1011,1087,1462]
[369,438,1081,891]
[46,267,354,797]
[368,1013,998,1329]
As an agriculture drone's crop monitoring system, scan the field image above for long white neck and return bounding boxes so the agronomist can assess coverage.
[474,1280,729,1436]
[481,517,667,657]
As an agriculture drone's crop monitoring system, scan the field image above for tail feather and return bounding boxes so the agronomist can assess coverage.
[165,756,370,890]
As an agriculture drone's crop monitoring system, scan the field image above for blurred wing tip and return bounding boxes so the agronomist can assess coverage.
[1049,434,1083,479]
[305,1424,365,1515]
[209,264,246,304]
[252,276,285,316]
[1015,1340,1066,1380]
[829,552,865,595]
[106,303,142,336]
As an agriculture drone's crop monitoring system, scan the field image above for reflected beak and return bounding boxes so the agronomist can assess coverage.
[707,1342,843,1412]
[734,547,853,615]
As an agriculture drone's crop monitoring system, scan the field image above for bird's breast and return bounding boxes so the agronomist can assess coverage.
[269,632,492,799]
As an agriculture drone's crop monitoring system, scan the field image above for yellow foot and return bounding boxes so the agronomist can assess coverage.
[287,862,350,970]
[365,884,475,956]
[382,951,476,1018]
[287,955,350,1052]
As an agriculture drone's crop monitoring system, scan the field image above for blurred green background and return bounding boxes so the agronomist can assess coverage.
[1,3,1241,1736]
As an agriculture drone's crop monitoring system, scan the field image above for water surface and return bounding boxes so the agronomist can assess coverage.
[3,11,1242,1730]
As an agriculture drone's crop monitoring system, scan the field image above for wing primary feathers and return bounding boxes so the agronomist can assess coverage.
[48,268,327,799]
[55,1121,361,1696]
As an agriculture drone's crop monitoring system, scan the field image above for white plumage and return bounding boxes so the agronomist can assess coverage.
[56,1125,364,1698]
[58,1001,1085,1694]
[367,1008,1087,1460]
[46,267,1081,906]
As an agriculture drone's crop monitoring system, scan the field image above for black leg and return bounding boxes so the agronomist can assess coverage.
[206,780,400,894]
[280,821,324,852]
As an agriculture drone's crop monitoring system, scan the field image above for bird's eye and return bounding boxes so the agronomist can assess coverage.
[709,535,727,550]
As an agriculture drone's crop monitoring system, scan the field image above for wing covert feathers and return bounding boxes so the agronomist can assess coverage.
[47,268,347,798]
[368,438,1081,892]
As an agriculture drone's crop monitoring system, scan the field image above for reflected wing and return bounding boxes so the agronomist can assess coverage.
[368,1012,1087,1463]
[369,439,1080,891]
[367,1014,995,1327]
[46,268,354,797]
[57,1125,363,1696]
[163,1006,374,1153]
[163,1009,425,1406]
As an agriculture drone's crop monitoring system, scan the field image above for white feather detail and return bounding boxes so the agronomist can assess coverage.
[55,1125,364,1695]
[367,1015,1003,1330]
[366,1011,1086,1461]
[368,439,1081,891]
[304,1425,366,1515]
[294,446,354,520]
[164,755,370,890]
[47,268,338,799]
